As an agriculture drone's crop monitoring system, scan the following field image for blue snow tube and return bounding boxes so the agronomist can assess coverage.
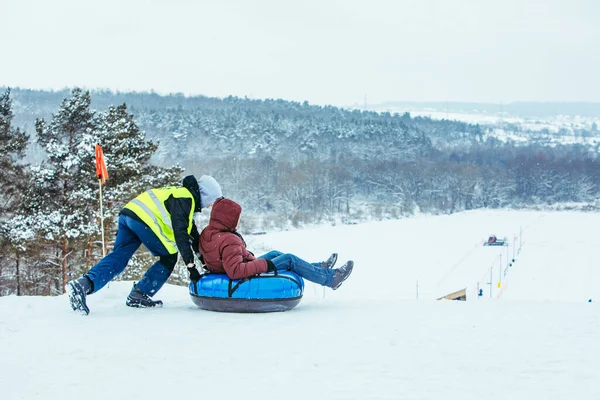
[189,270,304,313]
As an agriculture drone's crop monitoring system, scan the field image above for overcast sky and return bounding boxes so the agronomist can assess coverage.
[2,0,599,107]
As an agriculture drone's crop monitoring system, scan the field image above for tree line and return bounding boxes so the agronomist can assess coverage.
[1,88,599,296]
[0,89,183,296]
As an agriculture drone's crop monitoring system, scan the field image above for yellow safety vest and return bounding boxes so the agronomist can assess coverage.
[124,187,195,254]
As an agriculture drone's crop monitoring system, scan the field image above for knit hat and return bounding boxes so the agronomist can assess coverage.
[197,175,222,209]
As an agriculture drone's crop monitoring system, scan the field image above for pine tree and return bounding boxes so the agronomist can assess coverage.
[19,88,99,292]
[21,90,185,294]
[93,103,183,270]
[0,88,30,295]
[12,90,185,295]
[97,103,183,210]
[0,88,29,212]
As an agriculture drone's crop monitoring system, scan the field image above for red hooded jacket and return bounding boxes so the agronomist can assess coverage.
[199,198,268,280]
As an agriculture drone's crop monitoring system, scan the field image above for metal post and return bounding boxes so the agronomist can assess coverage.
[499,254,502,285]
[513,234,516,260]
[416,280,419,300]
[489,266,493,298]
[519,226,523,253]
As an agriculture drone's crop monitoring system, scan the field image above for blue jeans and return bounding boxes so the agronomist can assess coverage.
[85,214,176,296]
[258,250,334,287]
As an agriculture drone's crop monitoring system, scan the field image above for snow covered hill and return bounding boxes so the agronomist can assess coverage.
[2,210,600,400]
[367,103,600,149]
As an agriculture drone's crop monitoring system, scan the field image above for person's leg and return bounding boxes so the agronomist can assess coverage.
[130,220,177,296]
[260,251,334,269]
[257,250,283,261]
[136,253,177,296]
[85,214,142,292]
[271,253,334,287]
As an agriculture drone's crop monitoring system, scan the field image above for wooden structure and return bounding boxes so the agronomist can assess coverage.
[437,288,467,301]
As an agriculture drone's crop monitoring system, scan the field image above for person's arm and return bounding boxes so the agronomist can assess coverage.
[166,196,195,265]
[221,242,268,280]
[190,220,201,257]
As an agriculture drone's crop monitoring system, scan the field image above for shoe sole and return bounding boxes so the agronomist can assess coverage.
[328,253,338,269]
[67,282,90,316]
[126,298,164,308]
[323,253,338,269]
[332,261,354,290]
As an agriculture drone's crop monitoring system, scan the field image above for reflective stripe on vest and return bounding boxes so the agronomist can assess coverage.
[124,187,195,254]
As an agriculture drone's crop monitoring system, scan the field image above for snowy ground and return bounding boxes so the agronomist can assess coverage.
[2,210,600,400]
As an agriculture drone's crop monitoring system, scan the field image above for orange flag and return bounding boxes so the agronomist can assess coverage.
[95,144,109,184]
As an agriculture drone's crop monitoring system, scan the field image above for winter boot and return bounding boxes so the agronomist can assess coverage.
[67,276,94,316]
[320,253,338,269]
[126,283,163,308]
[331,261,354,290]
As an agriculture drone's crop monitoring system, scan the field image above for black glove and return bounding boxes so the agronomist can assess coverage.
[266,260,276,273]
[187,264,201,282]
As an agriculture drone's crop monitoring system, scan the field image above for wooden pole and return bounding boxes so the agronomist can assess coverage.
[16,253,20,296]
[99,178,106,257]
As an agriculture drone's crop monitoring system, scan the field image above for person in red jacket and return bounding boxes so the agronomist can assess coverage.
[199,198,354,290]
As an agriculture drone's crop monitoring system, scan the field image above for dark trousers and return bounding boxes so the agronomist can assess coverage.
[85,214,177,296]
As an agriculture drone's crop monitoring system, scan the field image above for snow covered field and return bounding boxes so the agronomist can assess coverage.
[2,210,600,400]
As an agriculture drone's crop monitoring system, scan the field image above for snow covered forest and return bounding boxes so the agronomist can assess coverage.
[1,87,600,297]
